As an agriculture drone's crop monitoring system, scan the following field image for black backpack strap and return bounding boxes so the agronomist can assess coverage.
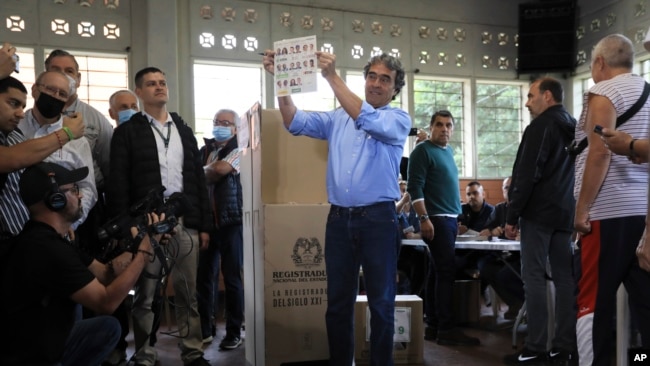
[616,82,650,127]
[568,82,650,157]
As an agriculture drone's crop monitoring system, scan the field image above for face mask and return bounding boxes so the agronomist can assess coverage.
[35,92,66,119]
[117,109,137,125]
[212,126,233,142]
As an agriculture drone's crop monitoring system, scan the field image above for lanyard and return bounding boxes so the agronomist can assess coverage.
[151,121,171,149]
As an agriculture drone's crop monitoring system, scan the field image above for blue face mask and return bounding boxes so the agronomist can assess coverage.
[212,126,233,142]
[117,109,137,125]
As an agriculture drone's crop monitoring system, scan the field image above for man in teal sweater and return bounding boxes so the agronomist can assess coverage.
[407,110,479,346]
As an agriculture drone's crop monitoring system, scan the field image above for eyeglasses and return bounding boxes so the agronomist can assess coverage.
[213,119,234,127]
[36,83,69,100]
[60,184,79,196]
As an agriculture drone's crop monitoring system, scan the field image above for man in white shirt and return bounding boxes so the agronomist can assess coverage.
[18,70,97,230]
[106,67,212,366]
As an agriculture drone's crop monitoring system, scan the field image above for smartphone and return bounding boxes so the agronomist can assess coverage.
[408,127,418,136]
[593,125,603,135]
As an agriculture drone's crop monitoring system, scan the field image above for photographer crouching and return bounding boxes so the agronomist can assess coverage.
[0,162,162,366]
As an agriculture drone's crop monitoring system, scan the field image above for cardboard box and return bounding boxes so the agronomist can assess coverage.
[261,109,329,204]
[264,203,331,365]
[354,295,424,365]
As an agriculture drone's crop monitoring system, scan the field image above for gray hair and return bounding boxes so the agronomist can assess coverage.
[108,89,139,109]
[592,34,634,69]
[362,53,406,100]
[35,70,73,96]
[214,108,240,129]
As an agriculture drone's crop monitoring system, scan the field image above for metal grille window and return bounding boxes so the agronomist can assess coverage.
[412,77,468,176]
[475,82,528,178]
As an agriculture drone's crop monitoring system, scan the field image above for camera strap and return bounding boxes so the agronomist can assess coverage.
[568,81,650,157]
[140,236,171,280]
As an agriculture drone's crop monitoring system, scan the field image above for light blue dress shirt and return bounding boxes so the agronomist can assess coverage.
[289,101,410,207]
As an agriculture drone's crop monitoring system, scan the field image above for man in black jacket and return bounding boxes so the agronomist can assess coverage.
[106,67,212,366]
[196,108,244,350]
[503,77,577,365]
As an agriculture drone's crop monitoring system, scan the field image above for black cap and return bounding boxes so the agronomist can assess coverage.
[19,162,88,207]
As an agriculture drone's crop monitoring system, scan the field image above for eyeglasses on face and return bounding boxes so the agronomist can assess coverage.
[213,119,234,127]
[36,83,69,100]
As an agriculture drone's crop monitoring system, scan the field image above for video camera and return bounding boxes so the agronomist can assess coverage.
[97,187,190,258]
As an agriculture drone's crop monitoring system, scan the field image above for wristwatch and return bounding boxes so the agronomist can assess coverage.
[419,214,429,222]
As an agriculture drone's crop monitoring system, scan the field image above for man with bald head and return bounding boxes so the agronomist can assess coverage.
[17,70,97,231]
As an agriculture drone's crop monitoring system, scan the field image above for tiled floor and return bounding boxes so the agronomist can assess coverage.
[121,301,528,365]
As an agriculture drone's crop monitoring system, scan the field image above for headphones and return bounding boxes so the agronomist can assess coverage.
[42,169,67,212]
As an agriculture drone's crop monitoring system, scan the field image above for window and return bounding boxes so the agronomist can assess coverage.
[411,77,527,178]
[572,74,594,118]
[193,62,263,144]
[412,77,469,176]
[45,50,129,123]
[640,58,650,82]
[475,81,528,178]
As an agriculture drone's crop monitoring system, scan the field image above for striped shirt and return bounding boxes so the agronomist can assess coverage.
[574,73,649,220]
[206,146,241,174]
[0,130,30,238]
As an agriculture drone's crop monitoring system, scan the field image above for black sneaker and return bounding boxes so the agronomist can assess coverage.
[436,328,480,346]
[548,348,577,365]
[503,347,548,365]
[424,325,437,341]
[219,335,243,350]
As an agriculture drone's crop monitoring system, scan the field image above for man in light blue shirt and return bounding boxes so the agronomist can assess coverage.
[263,51,410,366]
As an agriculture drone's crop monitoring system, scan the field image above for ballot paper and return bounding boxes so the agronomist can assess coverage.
[273,35,318,96]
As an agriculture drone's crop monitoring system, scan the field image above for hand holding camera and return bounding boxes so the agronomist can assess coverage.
[98,187,189,261]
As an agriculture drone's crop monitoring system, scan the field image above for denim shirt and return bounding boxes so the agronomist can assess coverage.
[289,101,411,207]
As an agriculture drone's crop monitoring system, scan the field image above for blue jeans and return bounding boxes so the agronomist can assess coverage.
[325,202,400,366]
[197,224,244,339]
[59,316,120,366]
[519,217,575,353]
[423,216,457,331]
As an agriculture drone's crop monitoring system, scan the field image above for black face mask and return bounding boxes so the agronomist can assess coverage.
[35,92,66,119]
